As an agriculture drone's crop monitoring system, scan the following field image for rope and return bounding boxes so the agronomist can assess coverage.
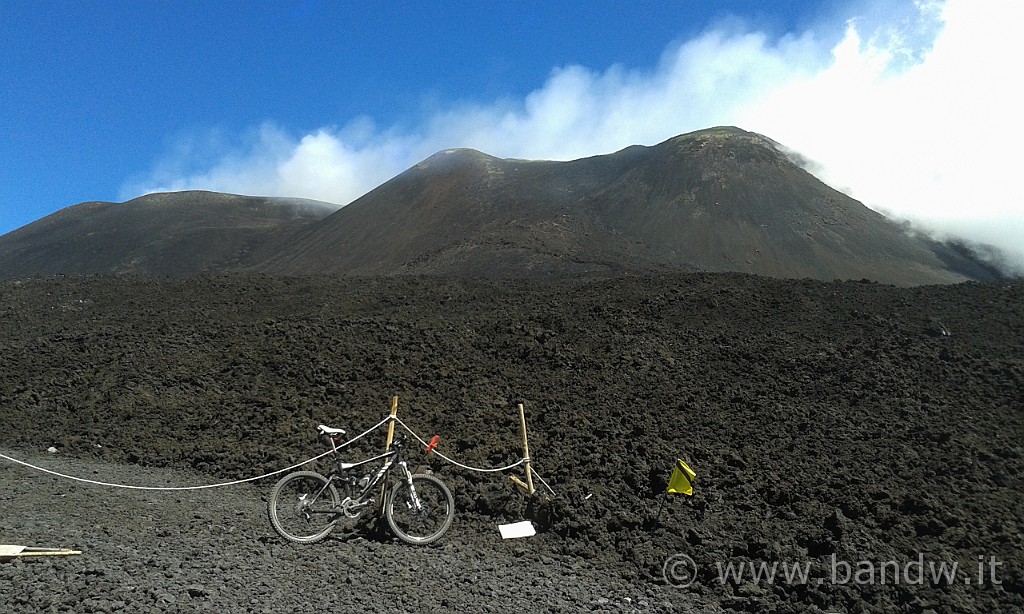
[394,416,527,473]
[0,414,392,491]
[530,464,558,497]
[2,412,538,488]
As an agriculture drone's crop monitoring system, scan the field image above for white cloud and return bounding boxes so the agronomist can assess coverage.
[738,0,1024,272]
[124,0,1023,273]
[124,120,437,209]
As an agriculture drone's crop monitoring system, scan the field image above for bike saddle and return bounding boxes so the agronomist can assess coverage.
[317,425,346,436]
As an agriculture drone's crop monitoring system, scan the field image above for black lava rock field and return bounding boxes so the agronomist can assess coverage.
[1,273,1022,613]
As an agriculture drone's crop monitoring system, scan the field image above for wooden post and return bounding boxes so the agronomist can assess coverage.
[380,395,399,512]
[520,403,535,496]
[384,395,399,451]
[509,403,536,495]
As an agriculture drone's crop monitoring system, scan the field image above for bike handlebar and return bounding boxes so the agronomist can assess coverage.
[315,423,440,457]
[389,432,407,450]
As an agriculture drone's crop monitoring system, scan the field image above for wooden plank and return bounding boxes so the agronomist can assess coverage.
[1,545,81,557]
[509,475,531,493]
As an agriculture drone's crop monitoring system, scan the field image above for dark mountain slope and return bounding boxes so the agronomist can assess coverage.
[582,128,987,284]
[0,128,1000,284]
[0,191,334,277]
[257,146,650,278]
[260,127,986,285]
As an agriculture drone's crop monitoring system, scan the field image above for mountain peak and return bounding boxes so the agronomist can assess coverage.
[416,147,500,168]
[663,125,784,155]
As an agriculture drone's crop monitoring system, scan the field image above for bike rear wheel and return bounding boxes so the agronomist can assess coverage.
[268,471,341,544]
[385,474,455,545]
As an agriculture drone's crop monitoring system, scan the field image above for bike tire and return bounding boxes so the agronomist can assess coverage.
[267,470,341,544]
[385,474,455,545]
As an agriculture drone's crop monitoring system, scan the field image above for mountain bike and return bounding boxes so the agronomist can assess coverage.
[268,424,454,545]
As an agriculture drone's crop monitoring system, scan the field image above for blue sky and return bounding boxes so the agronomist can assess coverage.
[2,0,1022,270]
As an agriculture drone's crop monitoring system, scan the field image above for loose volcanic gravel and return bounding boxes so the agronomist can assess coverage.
[1,273,1022,613]
[2,452,688,614]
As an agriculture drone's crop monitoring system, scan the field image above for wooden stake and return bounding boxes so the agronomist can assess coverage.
[380,395,399,513]
[384,395,399,451]
[509,403,536,495]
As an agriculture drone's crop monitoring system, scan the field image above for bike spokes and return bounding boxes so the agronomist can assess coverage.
[268,471,341,544]
[385,474,455,545]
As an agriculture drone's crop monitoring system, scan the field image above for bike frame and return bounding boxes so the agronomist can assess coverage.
[309,439,421,516]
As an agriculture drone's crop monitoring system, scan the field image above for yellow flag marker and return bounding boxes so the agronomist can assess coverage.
[654,458,697,523]
[666,459,696,495]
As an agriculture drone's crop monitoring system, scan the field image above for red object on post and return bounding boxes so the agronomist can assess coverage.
[425,435,440,455]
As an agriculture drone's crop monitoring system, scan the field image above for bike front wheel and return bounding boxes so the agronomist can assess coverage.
[268,470,341,544]
[385,474,455,545]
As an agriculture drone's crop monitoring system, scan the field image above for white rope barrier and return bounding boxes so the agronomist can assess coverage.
[529,464,558,497]
[1,412,540,490]
[394,416,528,473]
[0,414,393,491]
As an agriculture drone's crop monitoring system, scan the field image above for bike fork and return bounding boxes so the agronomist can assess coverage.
[399,461,424,511]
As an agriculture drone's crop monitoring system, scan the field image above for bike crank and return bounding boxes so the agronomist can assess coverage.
[340,497,374,519]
